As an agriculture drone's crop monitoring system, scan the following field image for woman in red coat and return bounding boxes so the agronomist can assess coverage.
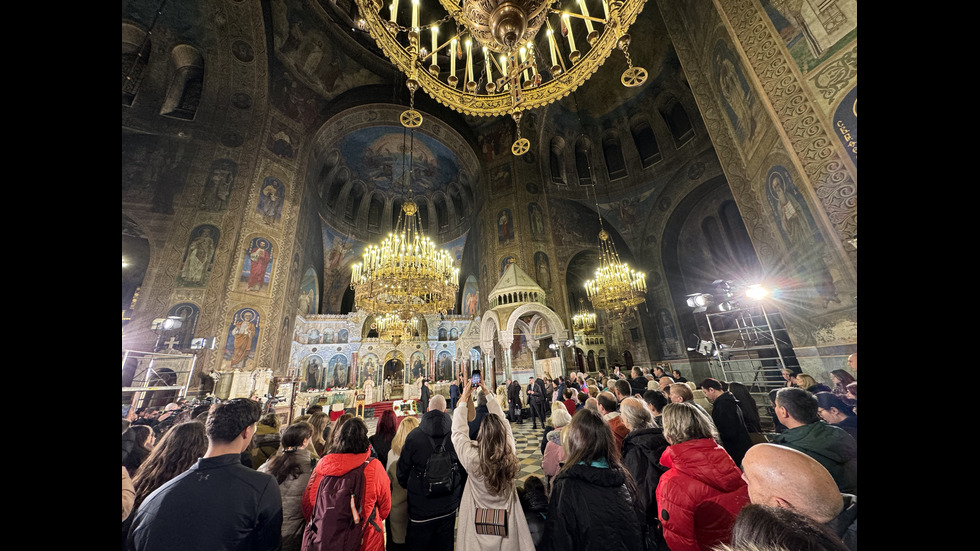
[656,402,749,551]
[302,417,391,551]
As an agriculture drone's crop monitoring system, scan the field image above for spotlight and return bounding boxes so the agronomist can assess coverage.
[745,284,768,300]
[686,293,714,312]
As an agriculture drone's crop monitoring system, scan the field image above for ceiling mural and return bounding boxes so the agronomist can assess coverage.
[336,125,465,195]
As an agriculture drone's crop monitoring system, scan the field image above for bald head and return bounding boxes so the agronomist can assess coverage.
[847,353,857,370]
[741,443,843,524]
[428,394,447,412]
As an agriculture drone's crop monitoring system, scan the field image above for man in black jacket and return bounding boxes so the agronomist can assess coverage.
[126,398,282,551]
[507,378,523,424]
[701,377,753,466]
[527,376,546,429]
[396,394,465,551]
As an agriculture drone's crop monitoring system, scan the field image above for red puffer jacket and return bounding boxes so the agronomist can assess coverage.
[656,438,749,551]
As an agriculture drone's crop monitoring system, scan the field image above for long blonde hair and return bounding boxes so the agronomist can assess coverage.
[477,414,519,496]
[390,416,420,456]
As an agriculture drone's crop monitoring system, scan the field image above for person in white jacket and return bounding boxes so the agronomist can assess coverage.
[451,381,535,550]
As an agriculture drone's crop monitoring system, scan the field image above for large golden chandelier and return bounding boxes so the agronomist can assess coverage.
[354,0,649,154]
[351,192,460,321]
[584,184,645,314]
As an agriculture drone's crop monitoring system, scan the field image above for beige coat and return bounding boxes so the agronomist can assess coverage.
[386,450,410,544]
[451,394,535,551]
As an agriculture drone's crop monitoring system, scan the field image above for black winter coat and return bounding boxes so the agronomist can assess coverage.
[396,409,466,521]
[543,464,644,551]
[621,428,670,550]
[711,392,753,466]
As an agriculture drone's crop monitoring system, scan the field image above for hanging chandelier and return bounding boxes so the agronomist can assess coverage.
[351,130,460,321]
[377,313,420,344]
[354,0,649,155]
[584,185,645,314]
[572,298,597,333]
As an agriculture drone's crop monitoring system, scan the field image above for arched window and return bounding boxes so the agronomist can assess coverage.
[345,184,365,221]
[326,168,349,209]
[662,100,695,146]
[450,187,464,222]
[368,193,384,233]
[392,197,405,230]
[602,134,628,180]
[630,119,662,168]
[550,137,567,185]
[160,45,205,120]
[122,23,150,106]
[575,138,593,186]
[435,195,449,229]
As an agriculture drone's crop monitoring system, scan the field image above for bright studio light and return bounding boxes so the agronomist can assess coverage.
[745,284,768,300]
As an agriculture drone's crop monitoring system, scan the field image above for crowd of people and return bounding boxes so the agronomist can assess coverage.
[121,353,857,551]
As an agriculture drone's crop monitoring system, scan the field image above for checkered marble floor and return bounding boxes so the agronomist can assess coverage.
[363,407,547,489]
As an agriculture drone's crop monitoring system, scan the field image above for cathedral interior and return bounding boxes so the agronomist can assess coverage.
[121,0,857,404]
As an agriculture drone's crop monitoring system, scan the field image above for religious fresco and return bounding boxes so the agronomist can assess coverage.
[657,308,681,357]
[500,256,516,276]
[360,353,380,384]
[121,134,194,214]
[327,354,349,388]
[409,351,427,380]
[268,120,296,159]
[269,0,383,120]
[534,251,552,290]
[257,176,285,225]
[303,354,323,389]
[833,87,857,167]
[765,166,841,308]
[177,225,219,287]
[462,275,480,316]
[298,268,318,315]
[436,351,453,381]
[200,159,237,212]
[165,303,199,350]
[224,308,260,369]
[497,208,515,245]
[489,164,513,195]
[321,226,360,313]
[712,40,762,150]
[443,231,468,268]
[240,237,274,293]
[528,202,545,240]
[546,198,601,247]
[334,125,467,195]
[759,0,857,72]
[473,118,513,163]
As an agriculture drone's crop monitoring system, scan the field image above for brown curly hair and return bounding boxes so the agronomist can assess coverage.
[477,413,519,497]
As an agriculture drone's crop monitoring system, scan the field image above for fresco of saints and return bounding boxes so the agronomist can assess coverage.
[245,239,273,291]
[229,310,258,369]
[178,226,216,286]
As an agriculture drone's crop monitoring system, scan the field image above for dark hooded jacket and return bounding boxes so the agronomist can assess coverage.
[543,463,643,551]
[621,427,670,549]
[395,409,465,521]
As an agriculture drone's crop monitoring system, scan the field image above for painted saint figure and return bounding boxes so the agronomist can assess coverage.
[230,311,257,368]
[246,239,272,291]
[178,227,215,285]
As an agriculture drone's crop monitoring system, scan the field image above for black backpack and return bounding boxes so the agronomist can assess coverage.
[302,458,381,551]
[423,433,461,497]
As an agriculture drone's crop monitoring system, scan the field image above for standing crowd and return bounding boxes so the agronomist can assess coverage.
[122,353,857,551]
